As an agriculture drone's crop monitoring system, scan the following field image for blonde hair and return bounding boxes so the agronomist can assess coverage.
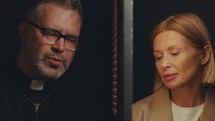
[151,13,215,91]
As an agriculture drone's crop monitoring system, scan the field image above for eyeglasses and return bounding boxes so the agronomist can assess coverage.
[25,21,79,51]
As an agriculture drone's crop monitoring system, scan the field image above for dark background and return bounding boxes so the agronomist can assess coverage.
[133,0,215,103]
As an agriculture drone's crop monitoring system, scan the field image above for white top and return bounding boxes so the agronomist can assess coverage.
[171,101,204,121]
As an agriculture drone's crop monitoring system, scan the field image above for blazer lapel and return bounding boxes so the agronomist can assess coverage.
[149,87,173,121]
[148,86,215,121]
[199,86,215,121]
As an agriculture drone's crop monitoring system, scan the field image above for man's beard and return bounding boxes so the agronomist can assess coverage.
[28,52,69,81]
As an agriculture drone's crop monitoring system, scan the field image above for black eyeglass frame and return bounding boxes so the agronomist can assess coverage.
[24,21,80,48]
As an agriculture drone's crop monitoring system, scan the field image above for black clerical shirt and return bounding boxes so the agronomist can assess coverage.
[0,64,103,121]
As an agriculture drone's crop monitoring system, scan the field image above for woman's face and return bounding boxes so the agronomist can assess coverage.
[153,30,203,90]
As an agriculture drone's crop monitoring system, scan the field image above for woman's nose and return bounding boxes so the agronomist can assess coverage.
[161,56,171,69]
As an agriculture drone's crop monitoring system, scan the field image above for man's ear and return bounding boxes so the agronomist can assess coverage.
[200,45,211,65]
[18,22,29,45]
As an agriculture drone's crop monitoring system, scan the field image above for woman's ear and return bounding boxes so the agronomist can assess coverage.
[200,45,211,65]
[18,22,29,45]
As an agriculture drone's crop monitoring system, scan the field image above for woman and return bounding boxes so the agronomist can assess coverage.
[132,13,215,121]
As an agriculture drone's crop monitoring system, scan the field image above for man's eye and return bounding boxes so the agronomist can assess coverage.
[43,30,59,37]
[66,36,78,43]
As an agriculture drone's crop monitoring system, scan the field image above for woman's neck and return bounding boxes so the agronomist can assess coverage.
[170,84,206,107]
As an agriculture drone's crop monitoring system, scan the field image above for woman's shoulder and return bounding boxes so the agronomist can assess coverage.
[132,86,168,112]
[132,92,157,121]
[132,86,169,121]
[132,93,156,111]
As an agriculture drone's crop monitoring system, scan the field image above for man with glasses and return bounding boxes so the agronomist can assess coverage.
[1,0,103,121]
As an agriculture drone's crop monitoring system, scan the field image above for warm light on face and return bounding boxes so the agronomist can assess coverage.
[153,30,203,89]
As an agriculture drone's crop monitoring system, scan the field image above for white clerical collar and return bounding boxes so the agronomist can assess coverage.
[30,80,44,90]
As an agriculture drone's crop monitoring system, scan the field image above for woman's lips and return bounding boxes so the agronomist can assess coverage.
[163,73,177,81]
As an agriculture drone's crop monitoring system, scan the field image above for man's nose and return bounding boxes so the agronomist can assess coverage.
[51,38,65,53]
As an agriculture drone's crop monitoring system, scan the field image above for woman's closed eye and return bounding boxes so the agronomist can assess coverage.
[155,55,163,61]
[170,52,179,56]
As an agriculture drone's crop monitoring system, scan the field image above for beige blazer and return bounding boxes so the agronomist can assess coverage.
[132,86,215,121]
